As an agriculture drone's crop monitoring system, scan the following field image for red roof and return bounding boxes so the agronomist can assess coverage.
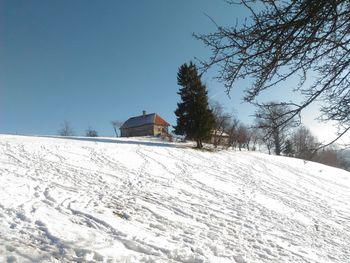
[121,113,170,129]
[154,114,170,126]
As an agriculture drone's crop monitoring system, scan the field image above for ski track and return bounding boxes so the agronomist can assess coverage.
[0,135,349,262]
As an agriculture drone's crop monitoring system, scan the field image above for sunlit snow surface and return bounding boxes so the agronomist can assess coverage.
[0,135,349,262]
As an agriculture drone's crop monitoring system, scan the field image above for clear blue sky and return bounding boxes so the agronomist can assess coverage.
[0,0,339,140]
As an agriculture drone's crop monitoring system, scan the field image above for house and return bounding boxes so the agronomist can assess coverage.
[120,111,170,137]
[211,130,230,146]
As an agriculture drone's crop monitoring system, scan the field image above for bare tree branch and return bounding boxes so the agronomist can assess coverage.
[196,0,350,145]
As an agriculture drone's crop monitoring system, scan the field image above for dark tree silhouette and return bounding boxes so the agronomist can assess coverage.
[196,0,350,144]
[58,121,74,136]
[283,139,295,157]
[174,62,215,148]
[85,127,98,137]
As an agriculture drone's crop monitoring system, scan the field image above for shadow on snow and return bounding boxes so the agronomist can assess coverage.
[39,135,181,148]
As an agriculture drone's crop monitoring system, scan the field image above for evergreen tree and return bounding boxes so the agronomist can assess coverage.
[283,139,294,157]
[174,62,214,148]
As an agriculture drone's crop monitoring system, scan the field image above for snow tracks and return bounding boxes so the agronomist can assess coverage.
[0,135,349,262]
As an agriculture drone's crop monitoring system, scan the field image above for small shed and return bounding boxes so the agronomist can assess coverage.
[120,111,170,137]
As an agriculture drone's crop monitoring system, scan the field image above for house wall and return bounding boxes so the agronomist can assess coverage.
[210,135,230,145]
[120,124,155,137]
[153,125,168,136]
[120,124,169,137]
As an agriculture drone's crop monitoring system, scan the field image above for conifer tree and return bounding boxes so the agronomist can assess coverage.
[283,140,294,157]
[174,62,214,148]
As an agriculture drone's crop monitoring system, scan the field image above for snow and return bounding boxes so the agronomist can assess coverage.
[0,134,350,262]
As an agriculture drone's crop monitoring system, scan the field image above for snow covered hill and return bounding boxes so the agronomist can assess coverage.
[0,135,349,263]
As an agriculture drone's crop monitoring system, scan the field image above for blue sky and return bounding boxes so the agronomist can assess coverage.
[0,0,343,142]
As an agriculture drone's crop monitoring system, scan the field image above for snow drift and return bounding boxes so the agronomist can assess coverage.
[0,135,349,262]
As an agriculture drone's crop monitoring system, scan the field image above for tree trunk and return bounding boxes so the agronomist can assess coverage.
[113,127,118,137]
[196,138,202,148]
[273,129,281,155]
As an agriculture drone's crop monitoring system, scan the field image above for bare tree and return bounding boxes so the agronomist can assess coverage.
[196,0,350,145]
[291,126,320,160]
[245,128,255,151]
[288,126,349,168]
[250,128,261,151]
[236,124,249,151]
[111,120,123,137]
[315,148,340,168]
[58,121,74,136]
[254,102,297,155]
[252,124,274,154]
[85,126,98,137]
[211,101,232,148]
[265,137,274,155]
[337,150,350,171]
[227,117,240,149]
